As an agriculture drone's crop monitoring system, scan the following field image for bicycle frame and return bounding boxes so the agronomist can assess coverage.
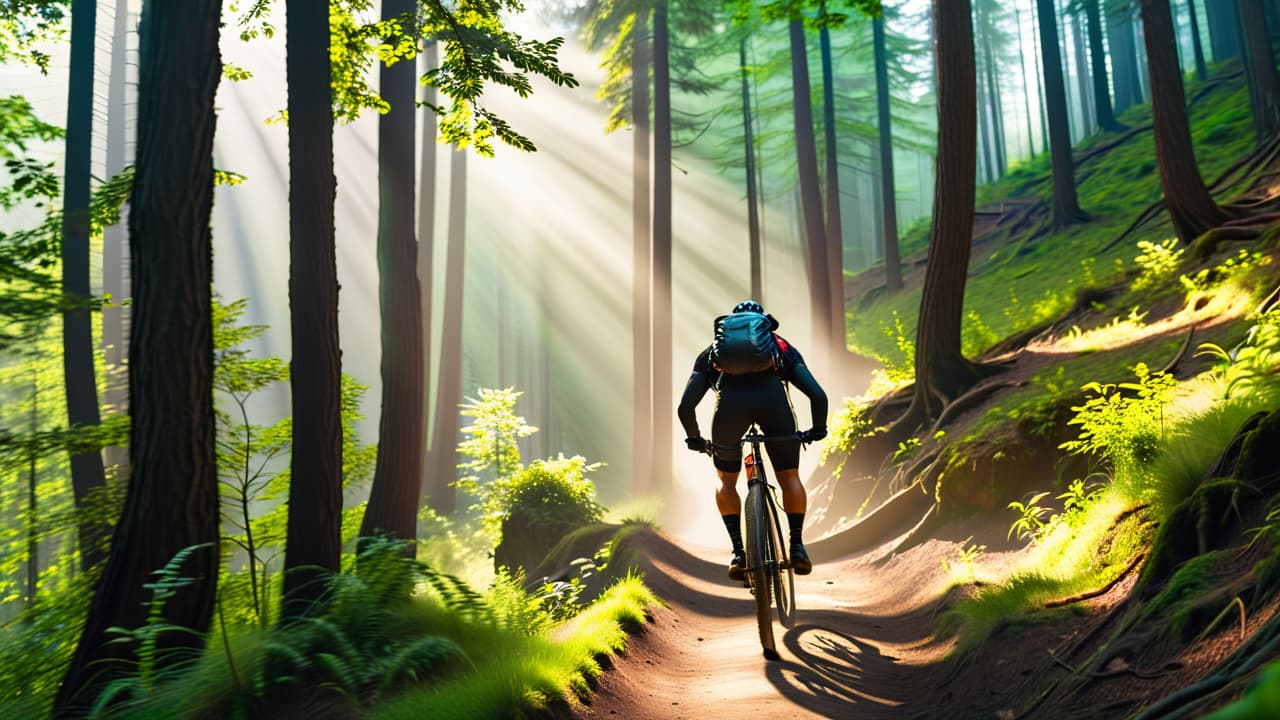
[707,425,799,659]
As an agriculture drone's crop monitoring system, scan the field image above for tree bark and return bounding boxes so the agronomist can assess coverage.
[633,11,652,495]
[1085,0,1125,131]
[427,148,467,513]
[874,17,902,293]
[1037,0,1087,227]
[61,0,108,575]
[362,0,425,548]
[281,0,343,619]
[102,0,130,483]
[819,13,845,349]
[1187,0,1208,80]
[906,0,991,426]
[789,18,832,365]
[1239,0,1280,145]
[1140,0,1231,243]
[740,35,763,300]
[652,0,673,490]
[54,1,223,711]
[418,40,438,499]
[1207,0,1241,61]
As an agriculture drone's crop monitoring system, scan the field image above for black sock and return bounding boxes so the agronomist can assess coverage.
[722,514,743,553]
[787,512,805,546]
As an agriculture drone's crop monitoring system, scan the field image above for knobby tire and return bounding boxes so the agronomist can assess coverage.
[766,486,796,628]
[745,475,775,657]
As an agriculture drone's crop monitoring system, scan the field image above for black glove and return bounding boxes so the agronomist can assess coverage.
[685,436,708,453]
[798,427,827,444]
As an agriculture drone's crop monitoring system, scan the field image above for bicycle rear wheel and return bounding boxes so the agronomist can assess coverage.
[765,488,796,628]
[744,477,776,658]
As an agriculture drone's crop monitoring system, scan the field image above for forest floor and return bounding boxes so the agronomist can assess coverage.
[560,519,1278,720]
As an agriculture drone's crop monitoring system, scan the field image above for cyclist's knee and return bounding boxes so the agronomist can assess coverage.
[715,469,740,488]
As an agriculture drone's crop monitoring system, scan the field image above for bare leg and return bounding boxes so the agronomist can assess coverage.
[715,469,742,515]
[776,469,806,514]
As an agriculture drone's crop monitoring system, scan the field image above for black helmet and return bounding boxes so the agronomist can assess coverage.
[731,300,779,330]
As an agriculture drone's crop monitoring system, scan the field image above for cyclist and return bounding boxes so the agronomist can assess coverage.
[677,300,828,581]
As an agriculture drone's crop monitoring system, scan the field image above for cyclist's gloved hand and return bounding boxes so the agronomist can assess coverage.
[685,436,709,453]
[798,427,827,444]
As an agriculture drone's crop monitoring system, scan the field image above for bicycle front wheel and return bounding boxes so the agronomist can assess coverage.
[766,488,796,628]
[745,477,776,658]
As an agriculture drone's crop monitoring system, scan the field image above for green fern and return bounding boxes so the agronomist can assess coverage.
[374,635,466,697]
[1007,492,1052,543]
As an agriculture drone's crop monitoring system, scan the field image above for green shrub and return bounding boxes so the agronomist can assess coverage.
[483,456,604,538]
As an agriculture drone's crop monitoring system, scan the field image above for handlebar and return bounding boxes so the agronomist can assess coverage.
[705,433,803,453]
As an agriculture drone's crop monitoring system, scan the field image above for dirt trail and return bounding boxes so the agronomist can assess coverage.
[566,525,1024,720]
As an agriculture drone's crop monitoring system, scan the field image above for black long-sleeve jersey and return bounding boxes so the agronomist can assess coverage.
[676,339,828,440]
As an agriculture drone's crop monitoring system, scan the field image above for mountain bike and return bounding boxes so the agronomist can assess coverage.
[708,427,799,661]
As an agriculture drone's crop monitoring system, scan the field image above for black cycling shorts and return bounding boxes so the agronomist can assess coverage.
[709,373,799,474]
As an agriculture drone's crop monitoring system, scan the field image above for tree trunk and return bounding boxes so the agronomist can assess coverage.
[740,35,763,300]
[1110,7,1144,112]
[281,0,342,619]
[428,148,467,513]
[1015,5,1036,159]
[1085,0,1125,131]
[1187,0,1208,80]
[1072,10,1096,136]
[652,0,673,490]
[61,0,108,575]
[976,23,995,183]
[418,40,438,499]
[27,368,39,610]
[1057,0,1079,140]
[819,16,845,349]
[1037,0,1086,227]
[1031,4,1050,154]
[362,0,424,548]
[1207,0,1242,61]
[1239,0,1280,145]
[874,17,902,293]
[906,0,991,427]
[981,3,1006,176]
[789,18,832,364]
[1141,0,1231,243]
[54,1,223,711]
[633,11,652,494]
[102,0,130,482]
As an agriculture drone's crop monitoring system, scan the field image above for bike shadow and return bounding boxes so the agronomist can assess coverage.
[764,623,931,719]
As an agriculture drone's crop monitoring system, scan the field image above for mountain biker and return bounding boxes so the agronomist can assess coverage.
[677,300,828,581]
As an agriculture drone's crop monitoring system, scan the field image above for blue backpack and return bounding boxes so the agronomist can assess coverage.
[711,312,780,375]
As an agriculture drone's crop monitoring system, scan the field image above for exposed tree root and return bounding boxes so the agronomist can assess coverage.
[1044,553,1147,609]
[928,379,1027,437]
[1158,328,1195,375]
[1104,129,1280,254]
[883,502,941,557]
[1073,124,1153,166]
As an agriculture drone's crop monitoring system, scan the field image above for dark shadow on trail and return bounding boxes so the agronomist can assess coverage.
[764,624,914,720]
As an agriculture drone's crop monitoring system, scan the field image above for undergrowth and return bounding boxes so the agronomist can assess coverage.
[939,302,1280,650]
[85,540,656,719]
